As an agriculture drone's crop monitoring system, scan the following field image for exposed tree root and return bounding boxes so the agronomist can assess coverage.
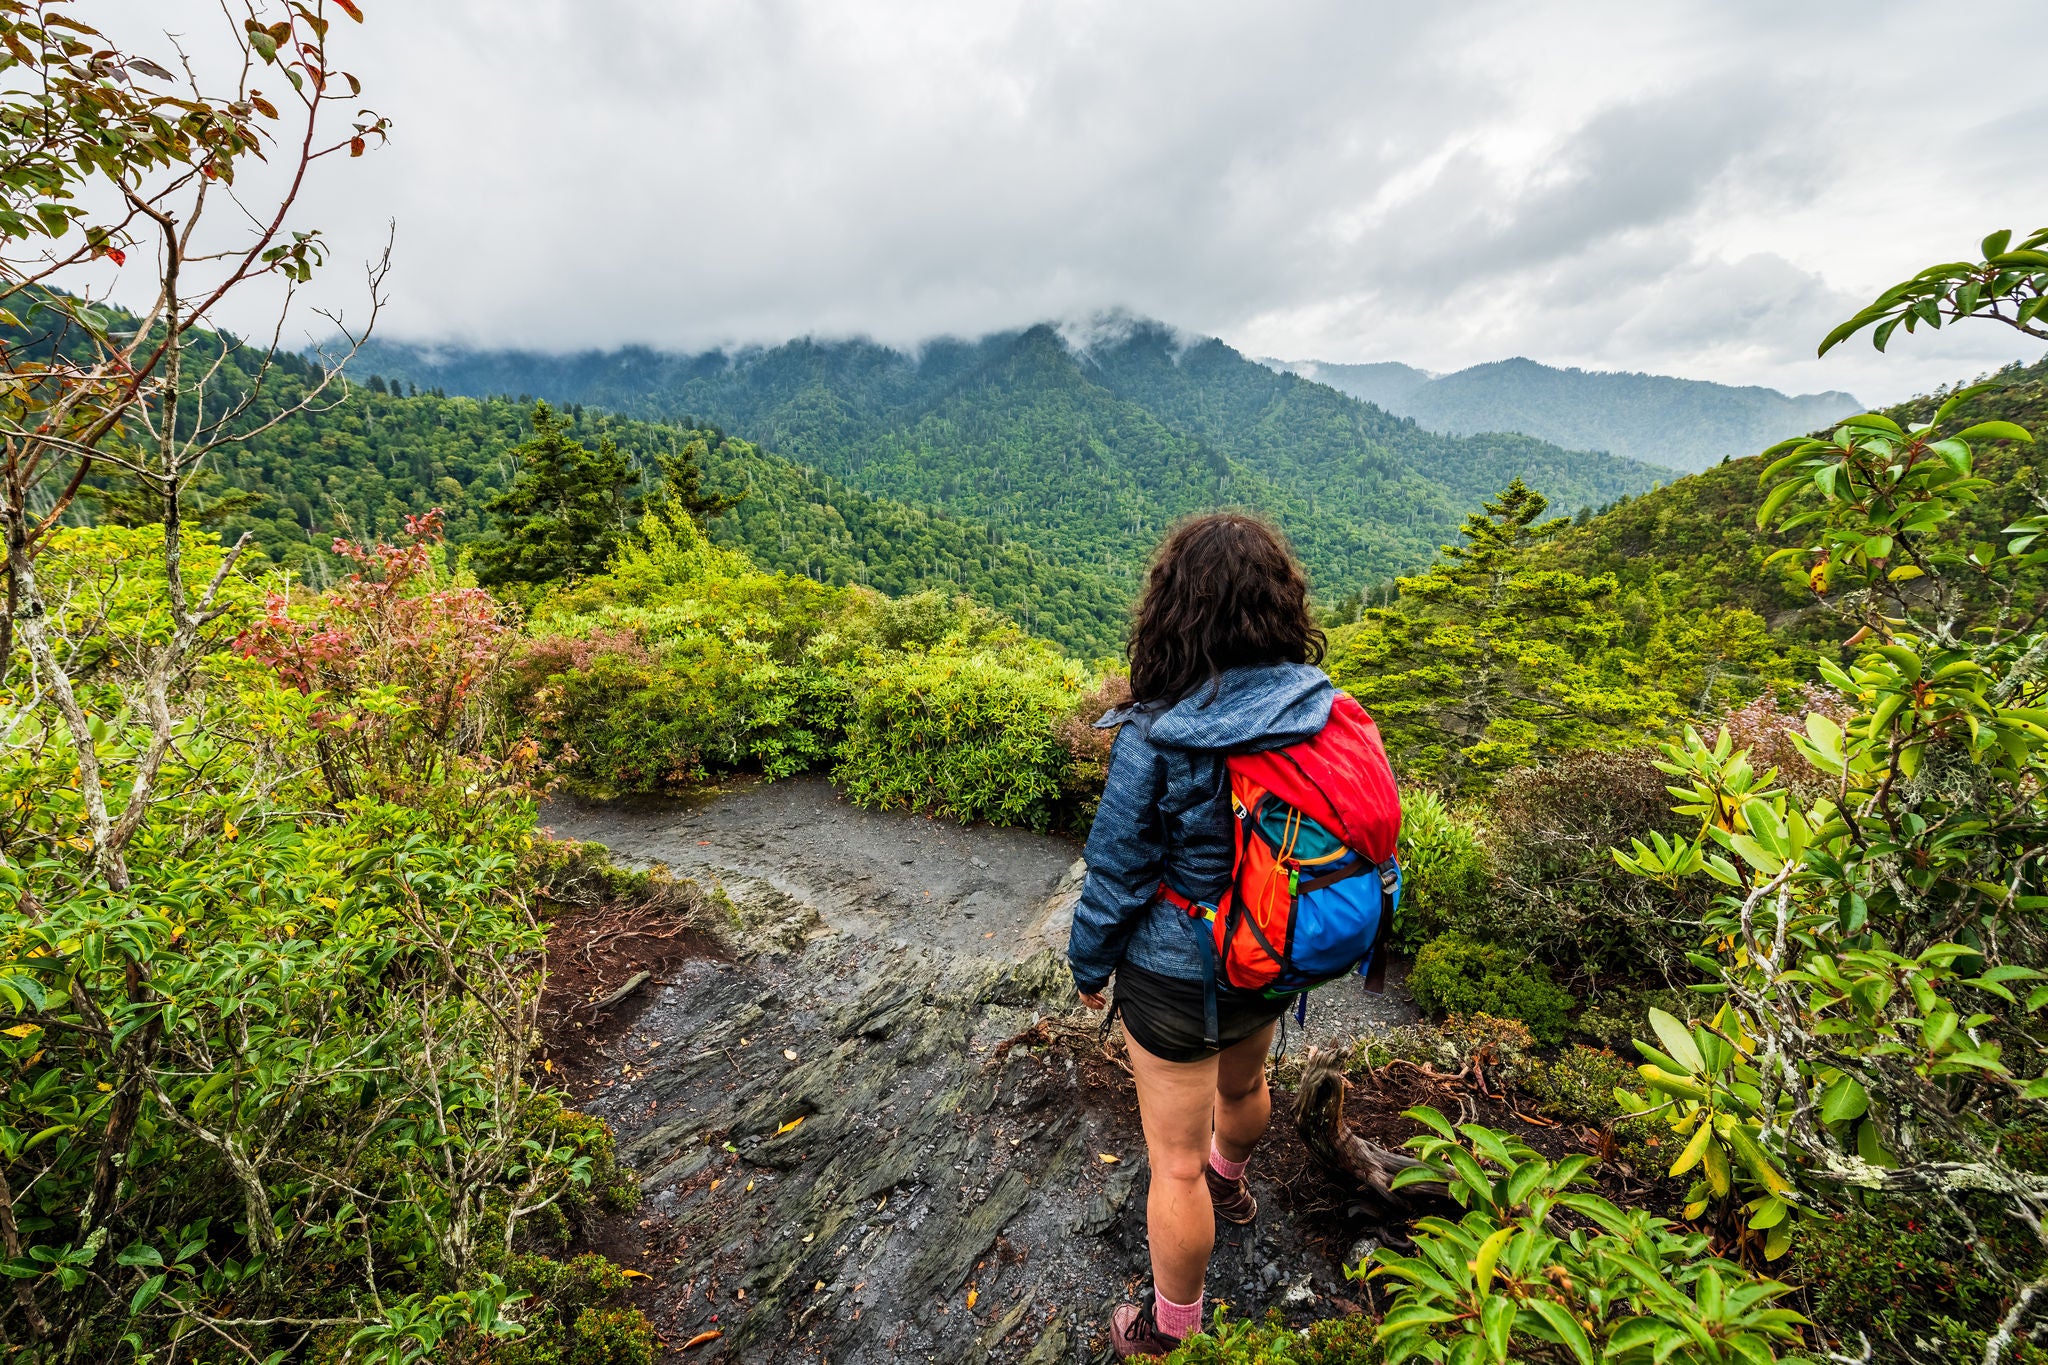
[1291,1046,1451,1220]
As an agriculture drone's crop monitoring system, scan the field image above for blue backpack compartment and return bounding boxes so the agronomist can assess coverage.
[1266,857,1402,995]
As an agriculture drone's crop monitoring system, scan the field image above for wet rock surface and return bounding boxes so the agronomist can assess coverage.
[542,778,1421,1362]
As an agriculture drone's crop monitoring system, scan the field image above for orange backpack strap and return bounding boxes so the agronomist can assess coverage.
[1156,882,1210,920]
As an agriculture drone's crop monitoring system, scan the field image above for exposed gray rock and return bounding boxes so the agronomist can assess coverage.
[546,779,1411,1362]
[1072,1158,1143,1237]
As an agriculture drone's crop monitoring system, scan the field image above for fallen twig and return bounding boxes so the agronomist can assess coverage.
[986,1019,1054,1065]
[590,970,653,1013]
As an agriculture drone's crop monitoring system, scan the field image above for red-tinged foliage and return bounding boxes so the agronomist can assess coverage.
[236,510,522,803]
[1710,684,1857,799]
[511,626,651,680]
[238,510,511,740]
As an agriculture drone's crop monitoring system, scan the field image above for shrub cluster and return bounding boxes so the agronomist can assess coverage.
[4,524,654,1358]
[1475,748,1711,981]
[1787,1198,2046,1362]
[1164,1309,1382,1364]
[1387,749,1713,1020]
[507,503,1110,830]
[488,1254,658,1365]
[1389,788,1491,949]
[1404,934,1577,1043]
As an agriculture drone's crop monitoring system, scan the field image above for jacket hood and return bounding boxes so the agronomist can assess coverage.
[1115,661,1335,753]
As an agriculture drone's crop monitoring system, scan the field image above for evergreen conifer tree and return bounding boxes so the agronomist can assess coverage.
[659,436,746,525]
[472,401,639,586]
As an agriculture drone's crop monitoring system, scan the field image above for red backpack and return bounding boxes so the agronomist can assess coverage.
[1161,693,1403,1028]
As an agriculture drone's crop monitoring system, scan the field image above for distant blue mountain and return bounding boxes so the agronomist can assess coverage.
[1267,355,1859,473]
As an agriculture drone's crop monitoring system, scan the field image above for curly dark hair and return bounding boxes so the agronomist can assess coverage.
[1128,512,1325,705]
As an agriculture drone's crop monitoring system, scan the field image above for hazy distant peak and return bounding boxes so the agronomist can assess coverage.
[1273,353,1861,472]
[1260,358,1436,412]
[1441,355,1859,407]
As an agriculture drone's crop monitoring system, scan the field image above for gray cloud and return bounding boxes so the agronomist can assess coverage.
[121,0,2046,406]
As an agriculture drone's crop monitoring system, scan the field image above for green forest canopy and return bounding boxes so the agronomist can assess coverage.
[338,319,1672,603]
[89,353,1137,655]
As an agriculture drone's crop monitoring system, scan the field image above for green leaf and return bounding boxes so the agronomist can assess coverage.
[20,1125,70,1154]
[1856,1120,1899,1168]
[1820,308,1882,357]
[1525,1301,1593,1365]
[1480,1292,1515,1363]
[1764,1218,1793,1260]
[130,1273,165,1316]
[1637,1065,1711,1103]
[1670,1120,1713,1177]
[1844,412,1905,436]
[1607,1318,1665,1355]
[1471,1225,1514,1291]
[1405,1106,1456,1140]
[1647,1008,1705,1075]
[1820,1074,1869,1123]
[1703,1134,1732,1197]
[1756,479,1802,529]
[1983,230,2014,259]
[1955,421,2034,445]
[1724,1123,1793,1195]
[1380,1306,1461,1333]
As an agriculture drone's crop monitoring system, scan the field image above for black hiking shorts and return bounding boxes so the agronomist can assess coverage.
[1111,962,1292,1064]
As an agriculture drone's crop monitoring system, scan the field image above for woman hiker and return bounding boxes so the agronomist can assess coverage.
[1068,510,1370,1358]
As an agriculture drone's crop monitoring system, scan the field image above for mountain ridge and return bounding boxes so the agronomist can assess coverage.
[340,316,1675,605]
[1268,353,1860,472]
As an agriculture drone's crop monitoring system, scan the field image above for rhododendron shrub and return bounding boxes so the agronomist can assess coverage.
[236,510,522,805]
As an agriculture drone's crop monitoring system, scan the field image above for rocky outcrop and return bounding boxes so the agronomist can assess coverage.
[546,779,1409,1361]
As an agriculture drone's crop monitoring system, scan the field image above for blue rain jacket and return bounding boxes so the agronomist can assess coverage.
[1065,661,1336,992]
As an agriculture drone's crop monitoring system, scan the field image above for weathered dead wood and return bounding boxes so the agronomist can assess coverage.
[1291,1046,1451,1218]
[590,970,653,1013]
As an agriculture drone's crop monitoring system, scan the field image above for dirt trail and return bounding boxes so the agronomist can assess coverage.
[541,777,1420,1363]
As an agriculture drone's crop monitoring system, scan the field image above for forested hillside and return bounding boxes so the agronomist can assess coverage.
[1276,353,1860,472]
[83,358,1136,653]
[1545,353,2048,633]
[344,317,1673,596]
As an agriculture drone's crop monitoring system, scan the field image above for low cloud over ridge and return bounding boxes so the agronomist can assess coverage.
[143,0,2048,406]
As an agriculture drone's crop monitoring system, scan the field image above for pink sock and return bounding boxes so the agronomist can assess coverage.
[1209,1143,1247,1181]
[1153,1286,1203,1339]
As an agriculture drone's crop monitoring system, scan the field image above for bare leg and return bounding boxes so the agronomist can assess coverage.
[1213,1020,1278,1164]
[1123,1024,1218,1304]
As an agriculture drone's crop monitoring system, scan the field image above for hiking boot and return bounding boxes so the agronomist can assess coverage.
[1109,1297,1188,1359]
[1206,1163,1257,1224]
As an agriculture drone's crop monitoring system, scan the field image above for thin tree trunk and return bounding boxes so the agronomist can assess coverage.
[0,1162,49,1338]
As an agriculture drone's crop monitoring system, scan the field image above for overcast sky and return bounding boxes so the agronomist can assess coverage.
[129,0,2046,406]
